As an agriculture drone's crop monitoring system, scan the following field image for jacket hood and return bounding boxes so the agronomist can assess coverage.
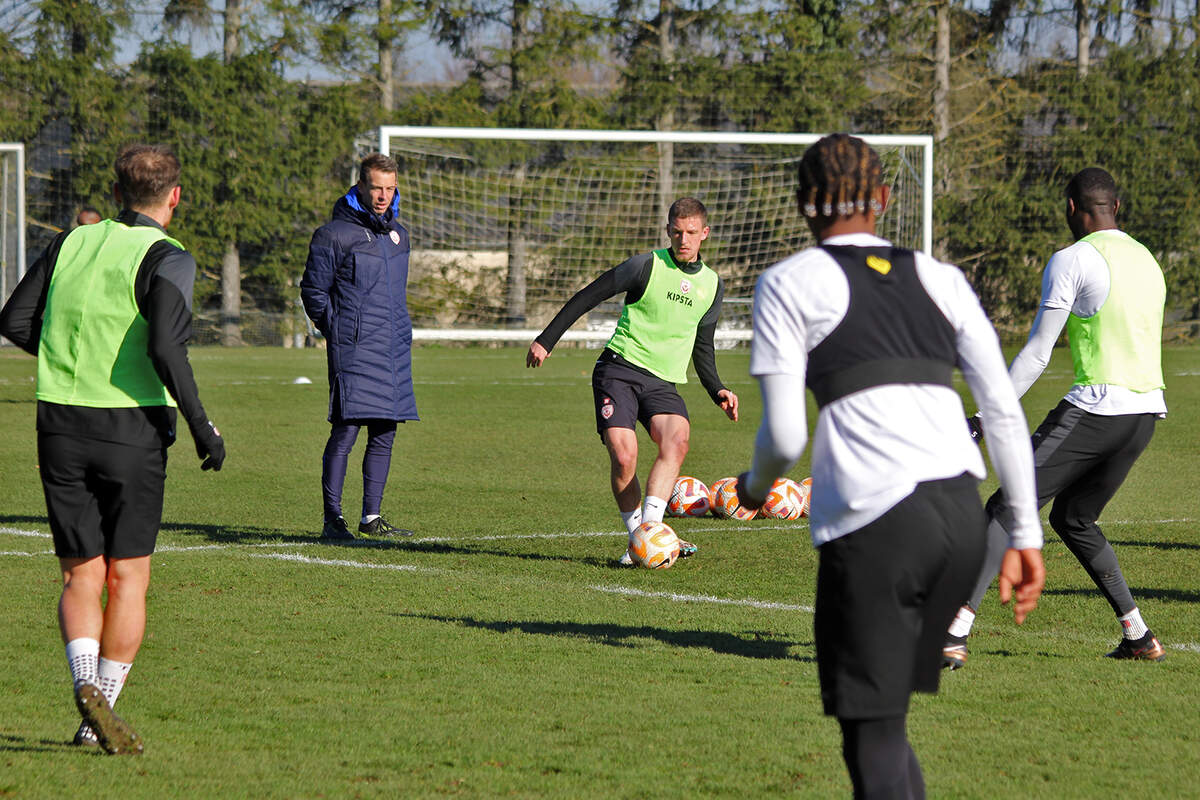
[332,185,400,232]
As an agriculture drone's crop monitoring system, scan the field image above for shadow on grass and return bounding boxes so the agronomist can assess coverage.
[1042,586,1200,604]
[0,732,79,754]
[1108,538,1200,552]
[394,611,814,662]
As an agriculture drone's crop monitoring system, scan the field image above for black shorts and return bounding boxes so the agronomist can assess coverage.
[987,399,1156,546]
[814,473,986,719]
[38,432,167,560]
[591,357,688,436]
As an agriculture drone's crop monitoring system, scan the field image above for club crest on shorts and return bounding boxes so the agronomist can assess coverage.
[389,230,401,245]
[601,397,615,419]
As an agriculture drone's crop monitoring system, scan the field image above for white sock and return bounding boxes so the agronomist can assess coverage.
[66,638,100,689]
[948,605,976,638]
[1118,608,1149,640]
[621,508,643,536]
[642,496,668,525]
[361,514,380,524]
[97,657,132,707]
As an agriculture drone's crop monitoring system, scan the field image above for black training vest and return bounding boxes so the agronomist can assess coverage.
[806,246,958,409]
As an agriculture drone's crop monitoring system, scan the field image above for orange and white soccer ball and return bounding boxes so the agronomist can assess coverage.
[761,477,812,520]
[709,476,758,521]
[668,475,711,517]
[629,521,681,569]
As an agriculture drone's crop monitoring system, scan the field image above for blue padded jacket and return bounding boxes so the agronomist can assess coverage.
[300,187,418,422]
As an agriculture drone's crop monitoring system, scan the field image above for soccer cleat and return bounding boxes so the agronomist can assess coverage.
[320,516,356,540]
[72,720,99,748]
[942,635,969,670]
[617,550,635,567]
[358,517,413,537]
[1106,632,1166,662]
[74,683,143,755]
[677,539,698,558]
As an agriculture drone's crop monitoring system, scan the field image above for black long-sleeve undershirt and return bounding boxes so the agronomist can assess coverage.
[0,209,210,449]
[534,251,728,403]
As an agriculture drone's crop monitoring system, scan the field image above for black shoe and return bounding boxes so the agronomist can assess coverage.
[320,517,356,540]
[358,517,413,537]
[74,683,143,755]
[1106,631,1166,661]
[942,634,969,670]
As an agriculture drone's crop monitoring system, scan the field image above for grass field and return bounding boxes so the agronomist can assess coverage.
[1,343,1198,798]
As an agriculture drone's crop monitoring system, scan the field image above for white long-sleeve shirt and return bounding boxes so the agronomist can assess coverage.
[1007,230,1167,416]
[745,233,1042,551]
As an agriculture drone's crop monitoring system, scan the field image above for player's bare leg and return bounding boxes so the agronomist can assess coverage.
[647,414,696,556]
[60,555,148,755]
[603,426,642,513]
[99,556,151,662]
[603,428,644,565]
[59,556,107,644]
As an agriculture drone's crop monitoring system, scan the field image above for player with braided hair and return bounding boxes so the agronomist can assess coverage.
[734,133,1044,798]
[795,132,885,220]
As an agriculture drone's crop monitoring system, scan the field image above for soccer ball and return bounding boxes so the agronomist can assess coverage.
[709,476,758,521]
[629,521,681,569]
[668,476,711,517]
[761,477,812,520]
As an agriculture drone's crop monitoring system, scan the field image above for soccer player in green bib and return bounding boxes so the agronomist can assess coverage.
[944,167,1169,668]
[0,144,225,753]
[527,197,739,564]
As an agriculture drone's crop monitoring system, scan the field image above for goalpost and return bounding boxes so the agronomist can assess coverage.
[378,126,933,344]
[0,143,26,309]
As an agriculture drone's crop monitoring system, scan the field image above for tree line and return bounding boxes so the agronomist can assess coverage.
[2,0,1199,340]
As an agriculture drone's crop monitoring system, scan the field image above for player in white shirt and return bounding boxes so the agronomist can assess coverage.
[944,167,1168,668]
[734,134,1045,799]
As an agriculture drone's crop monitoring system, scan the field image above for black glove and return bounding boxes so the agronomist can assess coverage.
[192,420,225,471]
[966,414,984,443]
[734,471,766,512]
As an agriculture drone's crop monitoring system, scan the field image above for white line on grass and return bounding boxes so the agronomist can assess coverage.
[407,529,624,544]
[407,524,809,544]
[0,527,50,538]
[248,552,440,573]
[591,584,814,613]
[3,527,1197,653]
[157,542,315,553]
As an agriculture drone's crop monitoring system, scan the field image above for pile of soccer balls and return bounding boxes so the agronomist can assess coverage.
[627,475,812,570]
[669,474,811,522]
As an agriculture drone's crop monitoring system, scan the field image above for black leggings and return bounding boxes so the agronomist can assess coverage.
[838,716,924,800]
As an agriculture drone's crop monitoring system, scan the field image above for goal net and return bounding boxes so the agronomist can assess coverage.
[378,126,932,344]
[0,143,25,308]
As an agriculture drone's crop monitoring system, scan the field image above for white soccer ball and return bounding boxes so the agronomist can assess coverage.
[761,477,811,520]
[668,475,711,517]
[629,521,681,569]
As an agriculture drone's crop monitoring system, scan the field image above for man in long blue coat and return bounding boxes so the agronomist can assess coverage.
[301,153,418,539]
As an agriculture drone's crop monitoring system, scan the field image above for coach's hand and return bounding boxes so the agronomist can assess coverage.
[193,420,226,471]
[998,548,1045,625]
[717,389,739,422]
[526,341,549,368]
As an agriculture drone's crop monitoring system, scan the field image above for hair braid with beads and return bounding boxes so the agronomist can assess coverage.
[796,134,884,220]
